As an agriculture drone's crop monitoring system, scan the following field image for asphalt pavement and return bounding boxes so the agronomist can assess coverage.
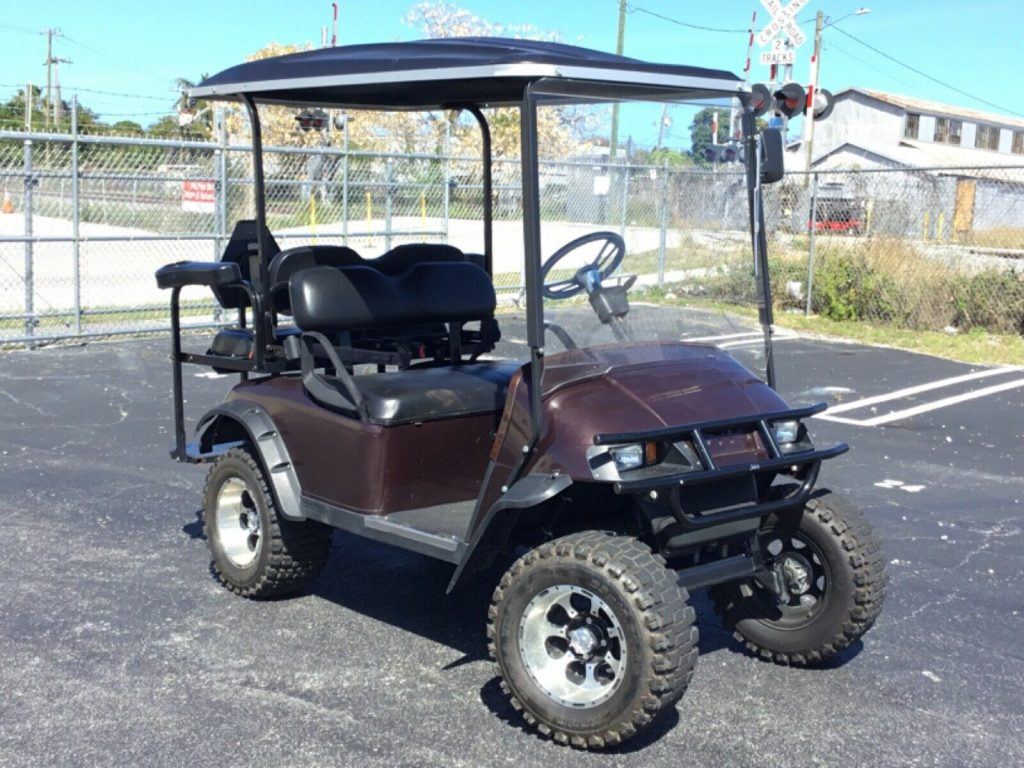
[0,330,1021,767]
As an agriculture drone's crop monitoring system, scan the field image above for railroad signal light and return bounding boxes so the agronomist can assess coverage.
[703,144,741,164]
[810,88,835,121]
[750,83,773,117]
[773,82,806,119]
[295,109,330,132]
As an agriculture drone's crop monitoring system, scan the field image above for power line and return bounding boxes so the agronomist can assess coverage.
[59,33,106,58]
[822,41,930,97]
[0,22,38,35]
[0,83,172,101]
[829,23,1023,118]
[623,3,748,34]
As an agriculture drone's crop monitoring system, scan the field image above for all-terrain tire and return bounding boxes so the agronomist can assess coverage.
[710,489,886,666]
[203,447,332,599]
[488,530,698,749]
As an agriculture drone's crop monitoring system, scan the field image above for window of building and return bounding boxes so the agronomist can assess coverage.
[904,113,920,139]
[1013,131,1024,155]
[934,117,962,145]
[975,124,1001,151]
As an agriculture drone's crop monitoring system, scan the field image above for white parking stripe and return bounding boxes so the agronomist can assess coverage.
[820,366,1021,415]
[683,331,763,343]
[814,413,875,426]
[852,377,1024,427]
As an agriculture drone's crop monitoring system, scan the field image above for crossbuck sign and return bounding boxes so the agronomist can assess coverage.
[757,0,809,48]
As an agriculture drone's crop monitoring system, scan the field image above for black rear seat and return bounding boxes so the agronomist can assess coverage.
[207,234,496,368]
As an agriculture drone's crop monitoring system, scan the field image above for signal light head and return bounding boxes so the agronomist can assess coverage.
[750,84,773,117]
[811,88,835,121]
[295,109,329,132]
[773,82,806,119]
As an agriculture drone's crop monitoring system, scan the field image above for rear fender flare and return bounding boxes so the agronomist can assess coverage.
[446,472,573,593]
[195,401,304,520]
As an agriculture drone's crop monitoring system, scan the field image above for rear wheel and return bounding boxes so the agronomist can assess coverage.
[488,531,698,749]
[203,447,332,598]
[711,489,886,665]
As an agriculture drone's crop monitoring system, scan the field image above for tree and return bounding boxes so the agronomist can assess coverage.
[642,147,693,168]
[110,120,144,136]
[0,86,44,131]
[689,107,730,164]
[224,12,592,159]
[175,74,213,138]
[402,1,593,159]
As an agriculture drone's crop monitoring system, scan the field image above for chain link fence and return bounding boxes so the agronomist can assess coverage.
[2,109,1023,347]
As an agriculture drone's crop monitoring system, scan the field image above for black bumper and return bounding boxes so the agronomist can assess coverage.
[595,403,848,529]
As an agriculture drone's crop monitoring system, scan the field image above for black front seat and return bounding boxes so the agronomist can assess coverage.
[352,361,520,425]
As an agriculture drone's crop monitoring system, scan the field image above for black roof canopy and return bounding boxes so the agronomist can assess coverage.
[190,37,743,109]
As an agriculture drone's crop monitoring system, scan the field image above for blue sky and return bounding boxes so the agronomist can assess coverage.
[2,0,1022,149]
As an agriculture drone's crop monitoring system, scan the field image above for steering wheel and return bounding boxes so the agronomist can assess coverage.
[540,231,625,300]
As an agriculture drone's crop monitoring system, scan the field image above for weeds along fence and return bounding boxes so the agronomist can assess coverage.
[1,110,1023,347]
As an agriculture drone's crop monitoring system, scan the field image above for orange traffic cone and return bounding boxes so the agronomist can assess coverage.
[1,189,13,214]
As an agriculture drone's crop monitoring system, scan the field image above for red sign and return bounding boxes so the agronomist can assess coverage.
[182,180,216,214]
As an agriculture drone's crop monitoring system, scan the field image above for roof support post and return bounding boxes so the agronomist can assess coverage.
[465,106,493,276]
[518,84,545,456]
[741,105,776,389]
[242,95,272,362]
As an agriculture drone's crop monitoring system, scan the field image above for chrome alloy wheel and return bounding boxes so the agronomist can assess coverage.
[214,477,262,568]
[518,585,627,709]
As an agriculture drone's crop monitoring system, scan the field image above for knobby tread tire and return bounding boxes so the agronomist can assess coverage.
[711,489,886,666]
[488,530,698,750]
[203,447,332,599]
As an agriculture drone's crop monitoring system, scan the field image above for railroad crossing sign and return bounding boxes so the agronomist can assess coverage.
[757,0,809,48]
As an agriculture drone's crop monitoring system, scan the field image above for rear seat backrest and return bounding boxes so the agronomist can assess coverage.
[269,245,363,314]
[270,242,477,315]
[289,263,496,333]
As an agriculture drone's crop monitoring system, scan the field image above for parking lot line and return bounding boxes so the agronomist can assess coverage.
[819,366,1021,416]
[852,377,1024,427]
[682,331,763,343]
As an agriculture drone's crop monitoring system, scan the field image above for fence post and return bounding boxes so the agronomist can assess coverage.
[443,120,451,243]
[805,172,820,316]
[71,97,82,335]
[620,163,630,238]
[384,157,394,252]
[215,107,227,260]
[657,161,668,287]
[22,138,35,346]
[341,116,349,244]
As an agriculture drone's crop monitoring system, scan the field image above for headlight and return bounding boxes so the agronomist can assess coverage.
[609,444,645,472]
[772,420,801,445]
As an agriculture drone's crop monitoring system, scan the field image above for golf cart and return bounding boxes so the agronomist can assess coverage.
[156,38,885,749]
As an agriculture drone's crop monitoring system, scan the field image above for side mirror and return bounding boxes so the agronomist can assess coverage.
[760,128,785,184]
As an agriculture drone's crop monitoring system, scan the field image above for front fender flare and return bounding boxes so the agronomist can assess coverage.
[194,401,304,520]
[446,472,573,593]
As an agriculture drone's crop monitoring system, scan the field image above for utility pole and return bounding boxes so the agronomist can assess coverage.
[608,0,626,163]
[655,104,669,149]
[42,28,70,130]
[25,83,33,131]
[801,11,824,177]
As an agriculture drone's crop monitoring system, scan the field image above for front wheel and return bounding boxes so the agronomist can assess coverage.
[488,531,698,749]
[711,489,886,665]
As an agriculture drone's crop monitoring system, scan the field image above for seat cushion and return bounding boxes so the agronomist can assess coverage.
[352,361,520,424]
[208,326,301,358]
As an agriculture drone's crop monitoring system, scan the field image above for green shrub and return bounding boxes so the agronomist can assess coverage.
[952,271,1024,334]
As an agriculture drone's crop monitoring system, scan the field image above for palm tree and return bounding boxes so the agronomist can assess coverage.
[174,74,213,135]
